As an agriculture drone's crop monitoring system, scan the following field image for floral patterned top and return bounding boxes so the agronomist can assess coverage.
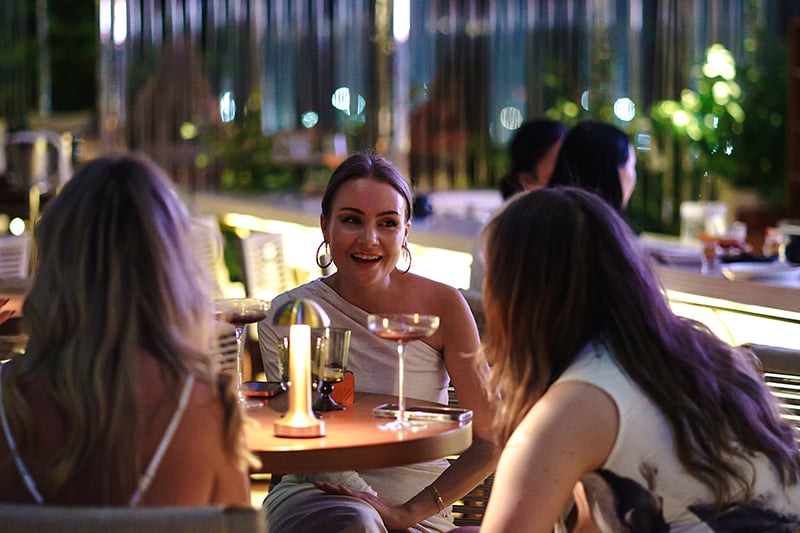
[555,342,800,532]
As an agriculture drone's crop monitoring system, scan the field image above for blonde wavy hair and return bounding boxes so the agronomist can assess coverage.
[2,155,255,502]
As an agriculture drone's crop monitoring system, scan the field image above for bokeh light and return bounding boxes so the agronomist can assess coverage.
[498,106,523,130]
[9,218,25,236]
[301,111,319,128]
[613,97,636,122]
[219,91,236,122]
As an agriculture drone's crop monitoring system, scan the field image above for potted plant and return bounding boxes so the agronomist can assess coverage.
[650,42,787,207]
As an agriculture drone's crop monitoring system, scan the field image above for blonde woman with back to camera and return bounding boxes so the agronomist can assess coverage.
[0,155,256,506]
[455,187,800,532]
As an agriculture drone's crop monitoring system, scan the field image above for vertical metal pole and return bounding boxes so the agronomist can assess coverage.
[36,0,51,118]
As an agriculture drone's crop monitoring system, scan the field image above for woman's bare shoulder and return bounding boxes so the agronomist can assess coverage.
[143,377,248,506]
[403,273,465,307]
[183,378,225,424]
[160,378,230,470]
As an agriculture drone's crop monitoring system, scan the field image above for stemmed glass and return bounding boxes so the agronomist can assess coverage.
[311,327,351,412]
[214,298,270,405]
[366,313,440,430]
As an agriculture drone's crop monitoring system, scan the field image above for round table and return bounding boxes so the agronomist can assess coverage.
[245,391,472,473]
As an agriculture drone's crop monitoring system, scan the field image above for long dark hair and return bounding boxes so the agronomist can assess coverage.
[500,119,568,199]
[548,121,631,211]
[510,119,568,175]
[481,187,799,506]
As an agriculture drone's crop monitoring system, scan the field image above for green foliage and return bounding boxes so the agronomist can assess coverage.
[203,99,297,193]
[0,32,36,131]
[49,1,97,111]
[650,43,786,204]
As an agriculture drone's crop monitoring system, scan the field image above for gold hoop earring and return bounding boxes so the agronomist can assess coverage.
[399,243,412,274]
[316,241,333,269]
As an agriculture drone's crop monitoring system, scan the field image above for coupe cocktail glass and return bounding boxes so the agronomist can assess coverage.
[214,298,269,405]
[366,313,440,430]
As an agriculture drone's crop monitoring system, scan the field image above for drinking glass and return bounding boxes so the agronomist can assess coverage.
[311,327,351,412]
[214,298,269,405]
[277,335,319,391]
[700,238,720,275]
[366,313,440,430]
[274,335,290,391]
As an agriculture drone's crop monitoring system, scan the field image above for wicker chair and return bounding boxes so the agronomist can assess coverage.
[238,231,294,302]
[216,320,240,377]
[188,214,237,299]
[447,385,494,526]
[0,234,31,279]
[746,343,800,446]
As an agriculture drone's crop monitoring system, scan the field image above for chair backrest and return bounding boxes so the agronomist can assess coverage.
[188,214,232,299]
[447,384,494,526]
[239,232,293,302]
[216,320,240,376]
[746,344,800,446]
[0,503,267,533]
[6,130,70,193]
[0,234,31,279]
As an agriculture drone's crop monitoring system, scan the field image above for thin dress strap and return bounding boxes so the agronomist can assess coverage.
[0,365,45,504]
[128,373,195,507]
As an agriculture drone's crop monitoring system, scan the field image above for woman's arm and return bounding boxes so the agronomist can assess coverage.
[317,286,499,527]
[478,381,618,532]
[210,455,251,506]
[407,285,498,515]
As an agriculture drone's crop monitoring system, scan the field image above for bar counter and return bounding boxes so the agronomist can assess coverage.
[190,191,487,255]
[656,264,800,317]
[191,191,800,349]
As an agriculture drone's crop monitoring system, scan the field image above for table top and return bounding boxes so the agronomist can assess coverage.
[655,264,800,318]
[245,391,472,474]
[641,234,800,319]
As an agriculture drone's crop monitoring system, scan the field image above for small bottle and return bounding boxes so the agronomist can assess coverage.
[763,227,781,259]
[700,239,719,275]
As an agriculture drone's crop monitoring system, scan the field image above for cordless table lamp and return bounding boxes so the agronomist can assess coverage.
[272,298,330,437]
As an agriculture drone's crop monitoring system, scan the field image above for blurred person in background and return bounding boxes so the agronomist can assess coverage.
[548,120,637,212]
[499,119,568,200]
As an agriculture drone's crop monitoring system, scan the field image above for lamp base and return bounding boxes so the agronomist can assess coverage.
[274,416,325,438]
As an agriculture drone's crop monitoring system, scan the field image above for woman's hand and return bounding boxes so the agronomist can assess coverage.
[314,481,415,531]
[0,298,14,326]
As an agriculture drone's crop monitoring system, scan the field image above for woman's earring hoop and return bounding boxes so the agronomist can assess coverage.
[399,243,412,274]
[316,241,333,269]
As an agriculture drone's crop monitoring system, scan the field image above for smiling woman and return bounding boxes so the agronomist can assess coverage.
[256,153,498,532]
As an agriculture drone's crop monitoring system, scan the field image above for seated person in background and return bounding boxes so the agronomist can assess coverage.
[0,155,256,506]
[258,153,498,532]
[548,120,637,212]
[455,187,800,532]
[499,119,568,200]
[471,118,568,290]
